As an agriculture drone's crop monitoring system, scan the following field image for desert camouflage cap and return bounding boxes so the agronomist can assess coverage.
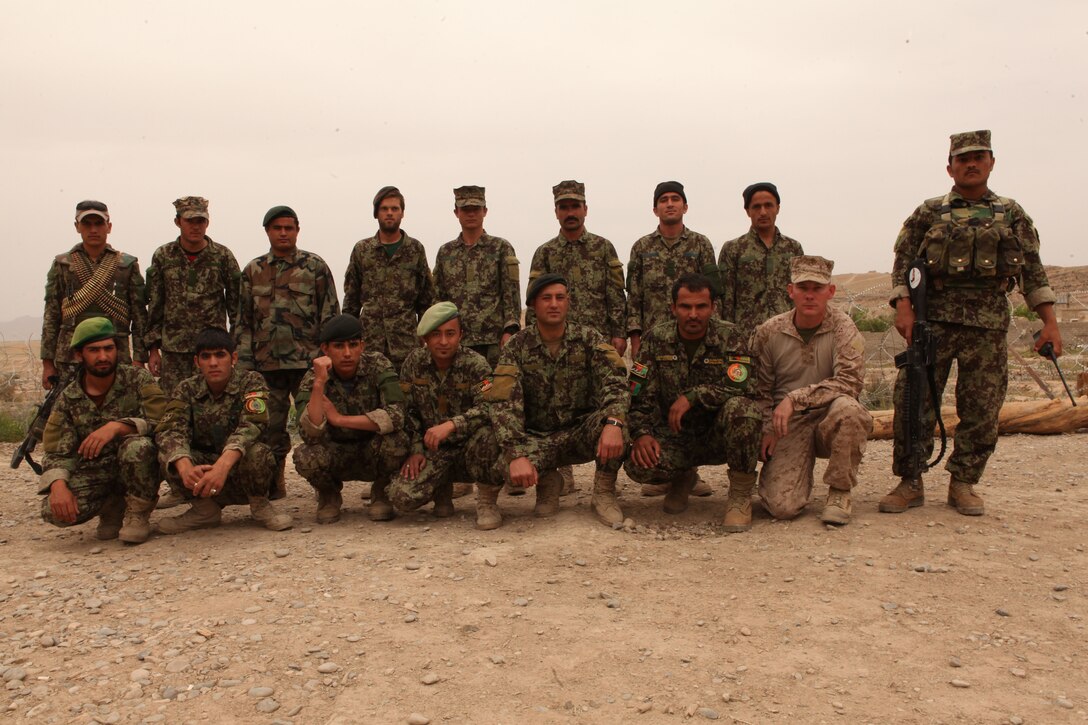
[74,200,109,223]
[790,255,834,285]
[552,180,586,204]
[173,196,210,221]
[454,186,486,208]
[417,301,460,336]
[949,130,992,157]
[70,317,116,350]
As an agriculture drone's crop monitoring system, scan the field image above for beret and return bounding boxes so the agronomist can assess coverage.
[70,317,116,350]
[527,273,568,305]
[417,301,460,336]
[319,314,363,343]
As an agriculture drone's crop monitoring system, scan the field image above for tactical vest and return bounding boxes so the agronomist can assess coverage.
[919,194,1023,289]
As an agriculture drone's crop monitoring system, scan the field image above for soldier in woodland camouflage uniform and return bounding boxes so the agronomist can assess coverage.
[387,303,499,526]
[39,318,164,544]
[433,186,522,368]
[145,196,241,395]
[485,274,629,527]
[716,182,804,342]
[883,130,1061,516]
[237,205,340,498]
[625,273,762,530]
[343,186,436,371]
[40,200,148,389]
[751,257,873,526]
[293,315,410,524]
[154,328,292,534]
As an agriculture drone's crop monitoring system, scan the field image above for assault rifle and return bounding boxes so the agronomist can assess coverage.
[894,259,947,478]
[10,374,69,475]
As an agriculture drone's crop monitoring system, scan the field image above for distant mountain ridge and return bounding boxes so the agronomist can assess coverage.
[0,316,41,341]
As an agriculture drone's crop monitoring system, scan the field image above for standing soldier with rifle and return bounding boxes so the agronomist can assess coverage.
[883,130,1062,516]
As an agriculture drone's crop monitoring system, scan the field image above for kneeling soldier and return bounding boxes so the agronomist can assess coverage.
[387,303,495,521]
[293,314,410,523]
[154,328,292,533]
[624,273,762,529]
[39,318,165,544]
[486,274,629,526]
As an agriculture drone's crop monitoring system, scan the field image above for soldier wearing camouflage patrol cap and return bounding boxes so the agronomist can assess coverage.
[750,256,873,526]
[38,317,166,544]
[433,186,522,369]
[343,186,436,372]
[40,200,149,390]
[238,205,340,499]
[884,130,1061,516]
[715,182,805,342]
[624,273,762,529]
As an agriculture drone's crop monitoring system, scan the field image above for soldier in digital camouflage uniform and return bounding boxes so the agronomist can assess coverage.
[145,196,241,395]
[39,318,165,544]
[751,257,873,526]
[343,186,436,372]
[883,130,1061,516]
[154,328,292,535]
[387,303,500,526]
[715,182,804,342]
[292,315,410,524]
[238,205,340,499]
[485,274,629,527]
[625,273,762,530]
[433,186,522,369]
[40,200,148,389]
[528,180,627,495]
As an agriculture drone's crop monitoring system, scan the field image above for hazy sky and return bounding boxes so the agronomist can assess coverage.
[4,1,1087,324]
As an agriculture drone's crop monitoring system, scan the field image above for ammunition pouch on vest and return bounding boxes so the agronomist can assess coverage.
[919,195,1023,290]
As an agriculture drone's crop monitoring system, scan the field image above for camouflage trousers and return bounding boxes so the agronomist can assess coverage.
[259,369,307,465]
[388,428,497,511]
[624,397,762,483]
[512,412,629,478]
[40,436,158,527]
[892,322,1007,485]
[468,344,501,370]
[293,431,410,493]
[159,351,197,396]
[162,443,275,507]
[759,396,873,519]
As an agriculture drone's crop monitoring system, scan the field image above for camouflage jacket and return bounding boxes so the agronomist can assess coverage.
[145,236,241,354]
[41,243,148,364]
[716,228,804,341]
[399,345,492,455]
[433,232,521,347]
[628,318,753,439]
[486,323,629,460]
[155,368,269,465]
[294,351,406,445]
[890,189,1056,331]
[528,231,626,339]
[237,249,340,372]
[39,366,166,490]
[626,226,715,336]
[749,308,866,436]
[342,233,435,364]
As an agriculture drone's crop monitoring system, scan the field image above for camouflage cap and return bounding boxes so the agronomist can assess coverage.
[417,301,460,336]
[319,314,363,343]
[74,200,109,223]
[373,186,403,218]
[552,180,586,204]
[173,196,210,221]
[262,205,298,227]
[790,255,834,285]
[454,185,486,208]
[949,130,992,157]
[527,273,568,304]
[70,317,116,350]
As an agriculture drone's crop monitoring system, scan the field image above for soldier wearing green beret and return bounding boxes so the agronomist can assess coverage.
[883,130,1062,516]
[237,206,340,499]
[154,327,292,534]
[625,273,762,529]
[387,303,501,527]
[40,200,148,390]
[292,315,410,523]
[38,318,166,544]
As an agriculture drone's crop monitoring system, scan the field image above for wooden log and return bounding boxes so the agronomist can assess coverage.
[869,396,1088,440]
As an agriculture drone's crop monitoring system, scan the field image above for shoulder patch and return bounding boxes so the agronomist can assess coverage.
[479,377,493,394]
[628,360,649,396]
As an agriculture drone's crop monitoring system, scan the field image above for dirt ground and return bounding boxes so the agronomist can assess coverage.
[2,434,1086,725]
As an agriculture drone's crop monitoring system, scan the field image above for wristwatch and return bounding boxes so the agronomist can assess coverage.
[603,417,624,428]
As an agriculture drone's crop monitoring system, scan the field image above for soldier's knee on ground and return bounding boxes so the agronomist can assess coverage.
[760,494,806,521]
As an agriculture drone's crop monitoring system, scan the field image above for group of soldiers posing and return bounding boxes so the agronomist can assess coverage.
[35,129,1063,544]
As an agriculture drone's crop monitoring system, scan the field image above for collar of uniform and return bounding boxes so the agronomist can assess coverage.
[265,248,301,265]
[173,235,214,251]
[66,364,129,402]
[659,316,732,348]
[454,231,491,247]
[527,322,579,351]
[72,242,118,258]
[946,188,997,206]
[557,230,592,245]
[652,226,689,246]
[421,344,469,373]
[783,309,836,341]
[193,367,245,400]
[745,227,782,246]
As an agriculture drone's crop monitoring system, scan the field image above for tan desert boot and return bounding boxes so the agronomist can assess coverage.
[249,496,293,531]
[590,470,624,526]
[558,465,576,496]
[820,488,852,525]
[663,470,698,514]
[879,477,924,513]
[534,469,562,517]
[316,490,343,524]
[948,480,984,516]
[157,498,222,535]
[722,470,756,533]
[369,479,395,521]
[95,494,126,540]
[475,484,503,531]
[432,481,456,518]
[119,496,157,544]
